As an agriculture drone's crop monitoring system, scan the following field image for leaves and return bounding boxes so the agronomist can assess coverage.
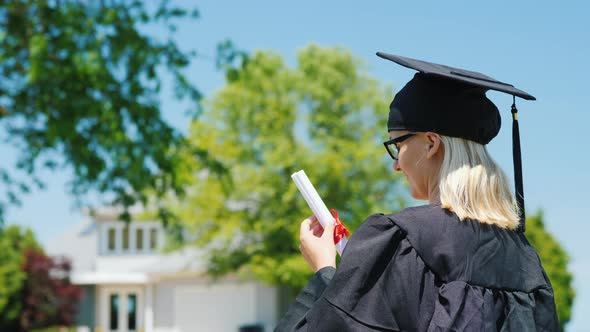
[0,225,40,330]
[0,0,202,222]
[168,45,406,289]
[20,249,81,331]
[0,226,80,331]
[526,211,575,329]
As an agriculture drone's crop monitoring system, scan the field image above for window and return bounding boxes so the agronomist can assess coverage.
[127,294,137,331]
[109,294,119,330]
[150,228,158,250]
[136,229,144,251]
[108,228,116,251]
[104,223,161,254]
[122,226,129,250]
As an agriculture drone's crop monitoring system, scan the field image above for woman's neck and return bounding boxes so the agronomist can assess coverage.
[428,184,441,206]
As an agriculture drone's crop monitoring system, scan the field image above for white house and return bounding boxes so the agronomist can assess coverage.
[46,210,285,332]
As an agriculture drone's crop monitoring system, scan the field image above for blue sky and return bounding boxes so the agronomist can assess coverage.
[4,1,589,329]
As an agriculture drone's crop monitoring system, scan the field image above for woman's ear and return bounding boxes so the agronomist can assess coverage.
[425,132,442,159]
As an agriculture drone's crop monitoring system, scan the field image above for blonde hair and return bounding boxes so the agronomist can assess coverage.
[438,136,520,229]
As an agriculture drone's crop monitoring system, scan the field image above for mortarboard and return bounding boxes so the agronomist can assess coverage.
[377,52,534,232]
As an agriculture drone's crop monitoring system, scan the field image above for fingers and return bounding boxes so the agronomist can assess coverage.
[301,215,337,242]
[300,217,313,235]
[300,217,318,244]
[321,220,335,239]
[311,223,323,237]
[301,214,335,239]
[300,215,319,234]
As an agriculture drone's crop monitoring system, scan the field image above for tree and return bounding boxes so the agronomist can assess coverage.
[0,225,40,330]
[525,211,575,330]
[0,0,203,223]
[0,226,80,331]
[167,45,406,289]
[20,249,81,332]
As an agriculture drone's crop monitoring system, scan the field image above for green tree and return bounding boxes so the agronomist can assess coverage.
[168,45,406,289]
[0,0,204,223]
[526,211,575,330]
[0,226,80,331]
[0,225,40,328]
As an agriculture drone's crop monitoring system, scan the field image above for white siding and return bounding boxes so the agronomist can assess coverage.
[255,284,279,330]
[153,278,278,332]
[154,280,177,329]
[174,283,256,332]
[95,255,161,272]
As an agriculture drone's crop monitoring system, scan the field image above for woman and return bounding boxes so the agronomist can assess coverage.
[275,53,559,331]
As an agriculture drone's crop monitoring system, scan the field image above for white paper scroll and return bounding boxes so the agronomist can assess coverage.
[291,170,348,255]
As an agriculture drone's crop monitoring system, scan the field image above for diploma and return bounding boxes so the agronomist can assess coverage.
[291,170,348,256]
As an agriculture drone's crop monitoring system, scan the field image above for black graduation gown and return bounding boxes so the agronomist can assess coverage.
[275,205,559,331]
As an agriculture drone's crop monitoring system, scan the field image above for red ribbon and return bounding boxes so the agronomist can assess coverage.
[330,209,350,244]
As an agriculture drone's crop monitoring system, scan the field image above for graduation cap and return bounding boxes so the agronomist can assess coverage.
[377,52,534,232]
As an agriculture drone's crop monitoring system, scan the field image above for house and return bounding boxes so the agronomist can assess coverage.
[46,209,286,332]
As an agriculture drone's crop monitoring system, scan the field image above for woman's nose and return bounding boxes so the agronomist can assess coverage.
[393,159,402,172]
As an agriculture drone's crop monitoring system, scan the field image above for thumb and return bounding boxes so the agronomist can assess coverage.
[321,220,335,239]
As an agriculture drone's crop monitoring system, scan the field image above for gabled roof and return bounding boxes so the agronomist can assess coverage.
[45,218,97,273]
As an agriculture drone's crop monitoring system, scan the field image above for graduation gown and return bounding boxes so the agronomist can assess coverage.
[275,205,559,331]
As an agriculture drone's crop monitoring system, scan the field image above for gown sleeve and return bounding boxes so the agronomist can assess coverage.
[273,266,336,331]
[274,214,411,332]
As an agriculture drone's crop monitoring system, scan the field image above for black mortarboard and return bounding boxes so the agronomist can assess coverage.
[377,52,535,232]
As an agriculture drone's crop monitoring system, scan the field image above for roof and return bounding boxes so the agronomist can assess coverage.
[45,218,97,273]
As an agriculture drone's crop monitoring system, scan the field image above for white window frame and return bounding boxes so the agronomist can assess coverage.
[99,221,163,255]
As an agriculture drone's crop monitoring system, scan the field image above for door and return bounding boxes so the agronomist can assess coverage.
[101,286,143,332]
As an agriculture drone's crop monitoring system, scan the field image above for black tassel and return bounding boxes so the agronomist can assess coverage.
[511,96,526,232]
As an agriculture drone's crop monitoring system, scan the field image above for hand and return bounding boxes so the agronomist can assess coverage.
[299,215,336,272]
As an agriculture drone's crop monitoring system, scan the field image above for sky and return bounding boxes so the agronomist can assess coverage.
[4,0,590,330]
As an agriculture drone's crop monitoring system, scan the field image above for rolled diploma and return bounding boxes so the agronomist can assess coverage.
[291,170,348,255]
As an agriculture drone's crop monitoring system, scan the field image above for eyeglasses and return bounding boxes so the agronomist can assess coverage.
[383,133,416,160]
